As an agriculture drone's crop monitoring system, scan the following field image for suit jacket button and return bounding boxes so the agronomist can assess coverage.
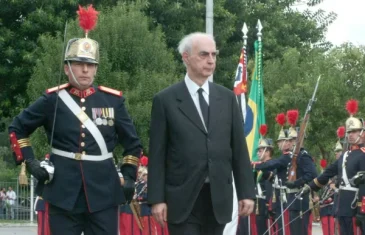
[208,159,212,164]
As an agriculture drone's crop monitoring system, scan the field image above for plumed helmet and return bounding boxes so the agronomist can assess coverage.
[275,113,289,141]
[345,99,364,133]
[257,124,273,149]
[64,5,99,64]
[287,110,299,139]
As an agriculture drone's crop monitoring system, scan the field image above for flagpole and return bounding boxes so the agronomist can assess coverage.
[242,23,248,121]
[242,22,252,235]
[206,0,214,82]
[256,20,263,102]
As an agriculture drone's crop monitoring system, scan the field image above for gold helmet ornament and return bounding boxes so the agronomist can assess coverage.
[287,109,299,139]
[276,113,289,141]
[345,99,364,133]
[257,124,273,149]
[335,126,345,152]
[64,5,99,64]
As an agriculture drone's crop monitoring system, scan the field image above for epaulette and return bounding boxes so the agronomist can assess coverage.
[46,83,70,94]
[98,85,123,97]
[361,147,365,153]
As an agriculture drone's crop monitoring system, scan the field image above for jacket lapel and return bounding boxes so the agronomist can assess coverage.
[176,81,207,134]
[208,83,223,134]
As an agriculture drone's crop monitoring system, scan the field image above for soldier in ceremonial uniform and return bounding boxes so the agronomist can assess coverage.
[255,125,276,235]
[35,196,50,235]
[284,110,317,235]
[8,5,141,235]
[252,113,291,235]
[303,99,365,235]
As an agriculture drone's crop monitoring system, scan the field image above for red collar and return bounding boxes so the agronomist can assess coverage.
[69,87,96,98]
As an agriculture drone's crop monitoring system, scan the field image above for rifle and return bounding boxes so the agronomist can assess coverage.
[288,75,321,182]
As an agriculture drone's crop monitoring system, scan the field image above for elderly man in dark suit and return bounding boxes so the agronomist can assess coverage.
[148,32,255,235]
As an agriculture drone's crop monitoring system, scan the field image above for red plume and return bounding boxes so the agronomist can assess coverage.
[287,110,299,127]
[140,156,148,166]
[337,126,345,139]
[77,5,99,34]
[346,99,358,116]
[320,159,327,169]
[275,113,286,126]
[259,124,267,137]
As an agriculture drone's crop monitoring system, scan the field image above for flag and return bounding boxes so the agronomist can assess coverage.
[233,48,248,121]
[245,40,266,161]
[224,46,249,235]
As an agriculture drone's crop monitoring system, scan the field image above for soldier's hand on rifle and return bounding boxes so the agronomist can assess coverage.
[123,176,135,203]
[285,181,296,189]
[25,159,49,182]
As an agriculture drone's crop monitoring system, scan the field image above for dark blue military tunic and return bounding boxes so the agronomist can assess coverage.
[9,84,142,213]
[286,149,317,235]
[254,152,291,235]
[254,151,291,211]
[286,149,317,212]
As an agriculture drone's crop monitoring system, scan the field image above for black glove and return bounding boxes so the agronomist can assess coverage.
[25,159,49,182]
[356,213,365,227]
[123,177,135,203]
[352,174,365,187]
[285,181,296,189]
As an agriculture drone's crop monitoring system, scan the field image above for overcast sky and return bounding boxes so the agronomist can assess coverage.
[294,0,365,46]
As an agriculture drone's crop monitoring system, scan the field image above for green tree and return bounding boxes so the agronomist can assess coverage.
[25,1,178,161]
[143,0,336,88]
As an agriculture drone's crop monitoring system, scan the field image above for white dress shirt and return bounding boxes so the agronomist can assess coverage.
[6,190,16,205]
[184,74,209,131]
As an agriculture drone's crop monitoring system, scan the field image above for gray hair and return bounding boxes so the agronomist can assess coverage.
[177,32,215,55]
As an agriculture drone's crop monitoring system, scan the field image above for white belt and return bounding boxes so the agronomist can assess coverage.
[256,195,266,199]
[52,148,112,161]
[273,184,287,189]
[339,185,359,192]
[286,188,300,194]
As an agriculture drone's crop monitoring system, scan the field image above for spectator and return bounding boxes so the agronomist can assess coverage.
[6,187,16,219]
[0,188,6,219]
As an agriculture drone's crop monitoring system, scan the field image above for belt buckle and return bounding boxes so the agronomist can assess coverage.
[74,153,82,160]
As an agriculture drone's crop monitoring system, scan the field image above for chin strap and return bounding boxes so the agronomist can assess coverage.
[354,129,364,144]
[66,60,95,89]
[279,140,287,151]
[259,147,267,161]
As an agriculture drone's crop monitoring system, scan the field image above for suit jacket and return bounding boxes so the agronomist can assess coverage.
[147,80,255,224]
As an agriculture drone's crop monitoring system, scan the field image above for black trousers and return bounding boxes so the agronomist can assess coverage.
[289,210,310,235]
[49,204,118,235]
[338,216,364,235]
[256,215,268,235]
[168,183,225,235]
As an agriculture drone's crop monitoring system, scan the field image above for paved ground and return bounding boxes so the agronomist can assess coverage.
[0,224,324,235]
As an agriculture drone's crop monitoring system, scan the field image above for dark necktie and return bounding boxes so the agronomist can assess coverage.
[198,88,209,127]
